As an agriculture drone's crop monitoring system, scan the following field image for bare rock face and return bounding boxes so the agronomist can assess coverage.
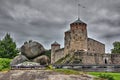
[33,55,50,65]
[10,54,29,65]
[21,41,45,59]
[0,70,94,80]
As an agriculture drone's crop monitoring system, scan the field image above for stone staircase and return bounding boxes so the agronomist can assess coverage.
[55,51,83,65]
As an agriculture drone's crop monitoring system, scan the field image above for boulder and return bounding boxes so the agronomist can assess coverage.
[10,54,29,65]
[21,41,45,59]
[33,55,50,65]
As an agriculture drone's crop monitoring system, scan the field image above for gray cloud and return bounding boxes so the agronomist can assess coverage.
[94,18,120,27]
[102,33,120,39]
[0,0,120,52]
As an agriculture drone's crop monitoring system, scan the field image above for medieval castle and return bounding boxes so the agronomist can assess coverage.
[51,18,120,65]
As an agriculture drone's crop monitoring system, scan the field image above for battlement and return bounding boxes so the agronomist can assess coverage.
[70,18,87,31]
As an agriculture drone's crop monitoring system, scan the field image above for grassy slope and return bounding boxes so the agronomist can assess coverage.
[88,72,120,80]
[53,69,81,75]
[0,58,11,71]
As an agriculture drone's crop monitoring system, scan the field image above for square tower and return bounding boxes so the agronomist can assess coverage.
[64,18,88,54]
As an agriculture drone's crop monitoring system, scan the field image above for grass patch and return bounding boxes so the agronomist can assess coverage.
[0,58,11,71]
[88,72,120,80]
[46,65,81,75]
[53,69,81,75]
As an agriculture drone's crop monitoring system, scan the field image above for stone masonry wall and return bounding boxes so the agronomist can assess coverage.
[64,31,71,55]
[70,23,88,52]
[51,45,60,64]
[82,53,96,64]
[79,52,105,65]
[87,38,105,54]
[54,48,64,63]
[111,54,120,64]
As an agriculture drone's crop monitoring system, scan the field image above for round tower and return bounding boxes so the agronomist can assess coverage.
[70,18,88,52]
[51,41,60,64]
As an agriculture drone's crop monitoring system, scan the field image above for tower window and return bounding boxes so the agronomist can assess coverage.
[73,30,74,33]
[75,34,77,36]
[79,37,81,39]
[82,29,84,31]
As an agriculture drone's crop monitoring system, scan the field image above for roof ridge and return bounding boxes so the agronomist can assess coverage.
[71,18,86,24]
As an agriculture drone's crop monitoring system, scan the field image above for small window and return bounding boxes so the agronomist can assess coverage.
[79,37,81,39]
[75,34,77,36]
[82,29,84,31]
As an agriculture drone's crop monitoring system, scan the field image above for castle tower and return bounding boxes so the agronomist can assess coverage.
[64,30,71,55]
[51,41,60,64]
[64,18,88,54]
[70,18,88,51]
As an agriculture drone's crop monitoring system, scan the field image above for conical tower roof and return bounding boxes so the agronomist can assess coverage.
[51,41,60,46]
[71,18,86,25]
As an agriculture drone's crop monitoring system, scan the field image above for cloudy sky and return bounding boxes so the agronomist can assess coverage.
[0,0,120,53]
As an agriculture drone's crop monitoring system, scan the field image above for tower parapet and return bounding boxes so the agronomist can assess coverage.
[70,18,87,31]
[64,18,88,54]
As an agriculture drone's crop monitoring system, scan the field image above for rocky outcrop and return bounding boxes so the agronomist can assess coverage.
[33,55,50,65]
[21,40,45,59]
[11,40,50,66]
[0,70,94,80]
[10,54,29,65]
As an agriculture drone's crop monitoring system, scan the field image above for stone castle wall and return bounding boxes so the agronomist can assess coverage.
[64,31,71,55]
[87,38,105,54]
[111,54,120,64]
[82,53,96,64]
[51,44,60,64]
[54,48,64,63]
[74,52,120,65]
[75,52,104,65]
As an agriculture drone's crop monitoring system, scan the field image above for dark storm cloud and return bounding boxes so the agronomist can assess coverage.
[29,19,65,28]
[102,33,120,39]
[0,0,68,48]
[0,0,120,52]
[92,17,120,27]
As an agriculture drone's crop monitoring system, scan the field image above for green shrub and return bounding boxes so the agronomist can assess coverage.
[47,65,53,70]
[0,58,11,71]
[44,50,51,58]
[99,74,114,80]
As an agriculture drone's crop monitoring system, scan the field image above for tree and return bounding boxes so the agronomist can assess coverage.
[44,50,51,58]
[111,41,120,53]
[0,33,19,58]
